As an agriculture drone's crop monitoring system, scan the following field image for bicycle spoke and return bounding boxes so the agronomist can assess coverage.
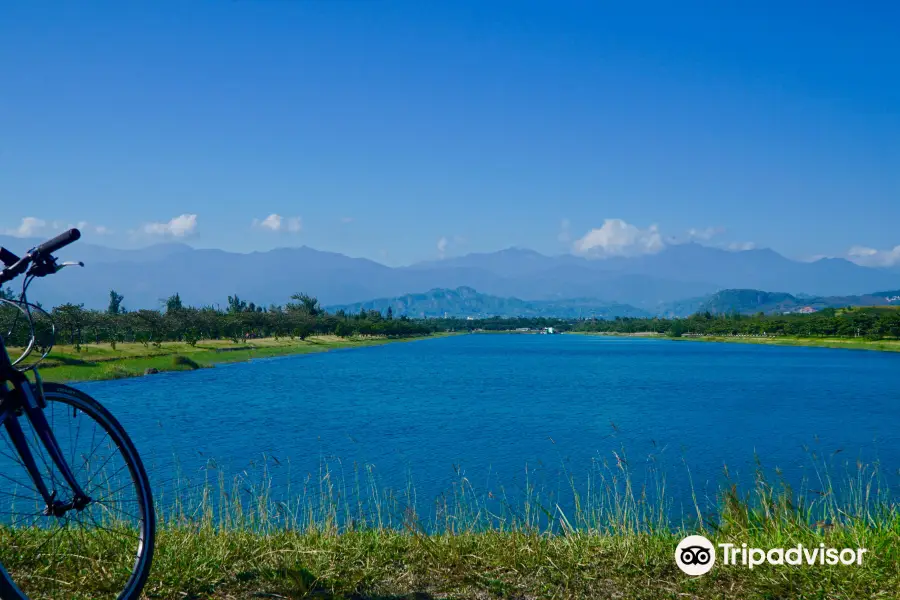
[26,419,58,493]
[81,446,121,491]
[87,461,130,497]
[0,470,39,493]
[93,500,143,523]
[0,489,41,502]
[73,430,110,481]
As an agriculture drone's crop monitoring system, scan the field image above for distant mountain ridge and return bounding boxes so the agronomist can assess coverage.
[687,288,900,316]
[326,287,651,319]
[0,235,897,311]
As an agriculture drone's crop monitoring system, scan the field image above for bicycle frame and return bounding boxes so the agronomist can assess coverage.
[0,335,92,515]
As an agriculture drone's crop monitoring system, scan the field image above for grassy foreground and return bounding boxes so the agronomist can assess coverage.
[18,335,440,383]
[3,457,897,599]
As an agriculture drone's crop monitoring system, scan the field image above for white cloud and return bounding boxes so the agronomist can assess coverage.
[142,214,198,238]
[253,214,282,231]
[437,236,449,258]
[572,219,665,258]
[4,217,111,237]
[252,213,301,233]
[5,217,47,237]
[727,241,756,251]
[847,245,900,267]
[558,218,571,243]
[70,221,111,235]
[687,226,725,241]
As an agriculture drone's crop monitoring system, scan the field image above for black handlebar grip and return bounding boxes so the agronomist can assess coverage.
[0,247,20,267]
[34,228,81,256]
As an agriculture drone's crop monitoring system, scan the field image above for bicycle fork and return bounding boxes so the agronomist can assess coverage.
[2,376,92,517]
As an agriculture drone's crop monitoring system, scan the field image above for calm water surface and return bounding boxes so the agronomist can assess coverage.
[77,334,900,517]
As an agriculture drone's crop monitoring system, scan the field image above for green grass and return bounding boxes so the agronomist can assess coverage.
[2,452,897,599]
[675,335,900,353]
[18,335,445,383]
[574,332,900,353]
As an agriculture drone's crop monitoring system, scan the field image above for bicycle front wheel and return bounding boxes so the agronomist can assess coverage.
[0,382,155,600]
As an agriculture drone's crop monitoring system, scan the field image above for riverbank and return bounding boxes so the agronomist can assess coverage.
[574,331,900,352]
[676,335,900,352]
[6,461,896,599]
[27,334,445,383]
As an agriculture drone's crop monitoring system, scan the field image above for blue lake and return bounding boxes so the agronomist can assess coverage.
[77,334,900,521]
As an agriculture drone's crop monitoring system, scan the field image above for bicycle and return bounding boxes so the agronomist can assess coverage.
[0,229,155,600]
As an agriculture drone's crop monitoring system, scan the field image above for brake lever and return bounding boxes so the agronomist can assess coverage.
[57,261,85,270]
[26,256,81,278]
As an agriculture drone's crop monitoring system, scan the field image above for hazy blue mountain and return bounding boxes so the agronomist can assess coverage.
[0,235,897,310]
[327,287,650,319]
[412,244,898,297]
[0,235,193,265]
[409,248,570,277]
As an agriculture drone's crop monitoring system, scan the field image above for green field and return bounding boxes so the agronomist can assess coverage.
[15,335,440,383]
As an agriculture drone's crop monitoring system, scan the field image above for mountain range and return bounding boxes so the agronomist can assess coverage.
[327,286,651,319]
[328,286,900,319]
[688,288,900,316]
[0,234,897,312]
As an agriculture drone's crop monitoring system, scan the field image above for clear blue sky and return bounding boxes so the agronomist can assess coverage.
[1,1,898,266]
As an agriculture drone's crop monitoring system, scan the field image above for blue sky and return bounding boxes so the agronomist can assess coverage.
[1,1,898,267]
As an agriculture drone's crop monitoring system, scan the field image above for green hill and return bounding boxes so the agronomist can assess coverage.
[689,288,900,316]
[326,287,650,319]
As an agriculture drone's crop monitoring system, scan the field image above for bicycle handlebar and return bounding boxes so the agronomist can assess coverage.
[0,228,81,285]
[35,228,81,256]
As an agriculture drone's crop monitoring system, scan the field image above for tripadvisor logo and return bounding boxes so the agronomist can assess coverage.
[675,535,716,575]
[675,535,868,575]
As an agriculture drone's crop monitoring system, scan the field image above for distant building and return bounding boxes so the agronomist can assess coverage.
[798,306,817,314]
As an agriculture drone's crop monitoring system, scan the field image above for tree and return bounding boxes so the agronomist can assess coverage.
[666,321,685,338]
[386,306,393,320]
[287,293,321,316]
[166,292,184,313]
[107,290,125,315]
[1,287,16,301]
[227,295,247,314]
[53,303,88,347]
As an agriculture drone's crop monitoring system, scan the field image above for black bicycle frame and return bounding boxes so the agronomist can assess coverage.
[0,336,92,512]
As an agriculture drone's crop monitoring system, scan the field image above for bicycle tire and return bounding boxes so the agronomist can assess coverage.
[0,383,155,600]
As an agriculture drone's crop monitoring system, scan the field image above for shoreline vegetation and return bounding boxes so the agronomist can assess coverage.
[574,331,900,353]
[24,335,444,383]
[3,289,899,382]
[19,329,900,385]
[5,452,896,599]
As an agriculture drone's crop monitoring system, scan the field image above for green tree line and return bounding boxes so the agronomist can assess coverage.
[573,308,900,339]
[3,286,899,348]
[0,289,432,348]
